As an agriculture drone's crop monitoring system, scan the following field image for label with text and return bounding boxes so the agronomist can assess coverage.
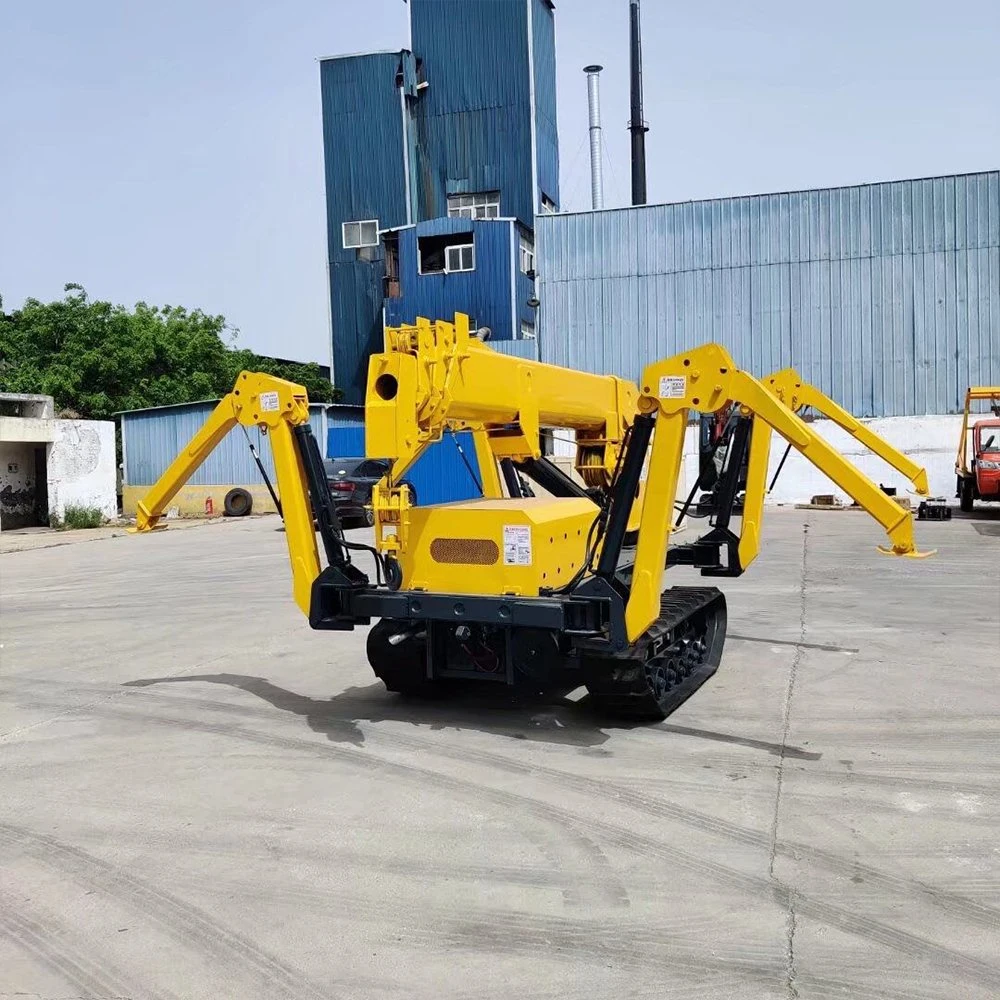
[503,524,532,566]
[658,376,687,399]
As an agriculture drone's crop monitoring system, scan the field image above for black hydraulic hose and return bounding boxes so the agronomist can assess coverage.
[449,428,483,493]
[768,406,810,495]
[673,476,701,529]
[241,424,283,517]
[768,442,793,494]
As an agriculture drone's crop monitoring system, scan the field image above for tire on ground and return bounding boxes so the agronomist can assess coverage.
[959,476,974,513]
[224,487,253,517]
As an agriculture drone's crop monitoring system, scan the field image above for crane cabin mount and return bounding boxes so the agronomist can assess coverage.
[133,313,932,720]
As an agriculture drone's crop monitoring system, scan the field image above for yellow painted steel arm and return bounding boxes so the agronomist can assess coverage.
[130,372,322,617]
[368,313,638,487]
[625,345,931,642]
[765,368,929,495]
[737,416,772,573]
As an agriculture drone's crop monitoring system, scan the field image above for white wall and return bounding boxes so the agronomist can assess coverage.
[47,420,117,520]
[682,414,961,505]
[529,416,954,507]
[0,415,55,443]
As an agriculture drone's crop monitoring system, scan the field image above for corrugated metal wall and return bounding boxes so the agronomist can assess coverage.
[320,52,408,264]
[536,171,1000,417]
[407,0,557,221]
[384,218,516,338]
[321,51,409,404]
[531,0,559,208]
[121,403,327,487]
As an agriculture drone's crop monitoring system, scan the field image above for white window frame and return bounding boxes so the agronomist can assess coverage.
[520,320,536,340]
[342,219,379,249]
[445,243,475,273]
[447,191,500,221]
[519,232,535,275]
[540,195,557,214]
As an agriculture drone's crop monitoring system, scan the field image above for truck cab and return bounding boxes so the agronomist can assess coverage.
[972,420,1000,503]
[956,388,1000,512]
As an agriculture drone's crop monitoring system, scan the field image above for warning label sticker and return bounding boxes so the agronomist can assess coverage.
[658,376,687,399]
[259,391,280,412]
[503,525,532,566]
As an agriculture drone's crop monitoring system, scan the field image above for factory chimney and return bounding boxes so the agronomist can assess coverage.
[628,0,648,205]
[583,64,604,210]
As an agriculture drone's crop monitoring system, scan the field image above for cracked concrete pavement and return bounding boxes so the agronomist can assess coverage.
[1,508,998,998]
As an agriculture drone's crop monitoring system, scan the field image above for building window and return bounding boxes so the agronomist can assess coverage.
[383,232,400,298]
[520,320,536,339]
[446,243,475,272]
[540,194,557,214]
[342,220,379,249]
[518,232,535,275]
[447,191,500,220]
[418,233,475,274]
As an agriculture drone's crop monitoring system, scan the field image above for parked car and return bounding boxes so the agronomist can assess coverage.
[323,457,416,527]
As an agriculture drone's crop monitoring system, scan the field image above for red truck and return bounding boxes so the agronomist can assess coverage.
[956,387,1000,512]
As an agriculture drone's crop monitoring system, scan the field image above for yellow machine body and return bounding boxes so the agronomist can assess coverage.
[398,496,595,596]
[128,313,933,721]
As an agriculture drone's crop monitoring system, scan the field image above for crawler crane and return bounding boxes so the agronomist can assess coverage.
[133,314,931,719]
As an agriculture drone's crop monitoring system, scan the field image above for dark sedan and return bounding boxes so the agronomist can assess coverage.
[323,457,416,527]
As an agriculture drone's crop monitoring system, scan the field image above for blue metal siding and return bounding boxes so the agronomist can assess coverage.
[491,338,538,359]
[536,172,1000,417]
[384,219,516,339]
[328,423,481,506]
[321,51,409,404]
[330,258,385,404]
[122,404,328,487]
[320,52,408,264]
[409,0,534,226]
[515,260,537,334]
[530,0,559,208]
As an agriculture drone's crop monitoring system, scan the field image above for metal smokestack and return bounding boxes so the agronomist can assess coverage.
[583,64,605,210]
[628,0,648,205]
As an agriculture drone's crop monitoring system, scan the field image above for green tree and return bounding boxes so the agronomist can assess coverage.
[0,285,338,419]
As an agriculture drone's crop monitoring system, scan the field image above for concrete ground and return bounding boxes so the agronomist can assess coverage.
[1,508,998,999]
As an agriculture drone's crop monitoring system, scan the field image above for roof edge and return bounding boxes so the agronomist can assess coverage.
[542,169,1000,220]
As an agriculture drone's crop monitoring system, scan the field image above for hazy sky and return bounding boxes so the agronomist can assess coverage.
[2,0,998,365]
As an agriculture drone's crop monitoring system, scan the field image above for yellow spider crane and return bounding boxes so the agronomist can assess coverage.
[133,313,931,719]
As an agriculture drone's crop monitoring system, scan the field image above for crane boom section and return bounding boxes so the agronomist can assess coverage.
[131,372,322,617]
[764,368,930,495]
[624,345,931,641]
[367,314,637,485]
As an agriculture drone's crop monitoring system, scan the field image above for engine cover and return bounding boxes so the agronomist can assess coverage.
[396,497,596,596]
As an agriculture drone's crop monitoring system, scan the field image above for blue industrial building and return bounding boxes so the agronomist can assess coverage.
[535,171,1000,418]
[382,216,537,341]
[320,0,558,404]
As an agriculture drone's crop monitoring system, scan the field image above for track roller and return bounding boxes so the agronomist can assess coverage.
[367,619,430,695]
[582,587,727,720]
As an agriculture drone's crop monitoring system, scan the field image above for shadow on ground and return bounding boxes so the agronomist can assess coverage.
[123,672,819,759]
[124,674,611,747]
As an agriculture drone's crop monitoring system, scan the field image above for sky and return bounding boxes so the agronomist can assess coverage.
[1,0,998,367]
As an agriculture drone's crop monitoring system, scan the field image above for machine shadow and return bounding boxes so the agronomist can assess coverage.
[124,673,819,757]
[125,673,616,748]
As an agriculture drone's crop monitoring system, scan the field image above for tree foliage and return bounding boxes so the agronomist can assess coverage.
[0,285,337,419]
